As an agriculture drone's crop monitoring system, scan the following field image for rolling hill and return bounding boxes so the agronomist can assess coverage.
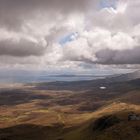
[0,71,140,140]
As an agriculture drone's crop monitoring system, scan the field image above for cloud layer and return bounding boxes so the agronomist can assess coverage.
[0,0,139,71]
[96,47,140,64]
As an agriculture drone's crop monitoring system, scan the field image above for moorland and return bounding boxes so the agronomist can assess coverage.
[0,71,140,140]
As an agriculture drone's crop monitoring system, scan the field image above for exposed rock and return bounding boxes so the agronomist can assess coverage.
[128,113,140,121]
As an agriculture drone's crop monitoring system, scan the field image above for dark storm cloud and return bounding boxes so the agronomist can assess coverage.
[95,47,140,64]
[0,0,95,59]
[0,39,46,57]
[0,0,94,30]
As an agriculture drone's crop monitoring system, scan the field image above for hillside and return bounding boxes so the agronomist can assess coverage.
[63,102,140,140]
[1,102,140,140]
[0,72,140,140]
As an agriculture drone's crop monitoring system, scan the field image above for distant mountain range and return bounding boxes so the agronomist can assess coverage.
[33,70,140,91]
[106,70,140,82]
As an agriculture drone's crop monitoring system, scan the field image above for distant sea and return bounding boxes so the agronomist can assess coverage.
[0,75,106,84]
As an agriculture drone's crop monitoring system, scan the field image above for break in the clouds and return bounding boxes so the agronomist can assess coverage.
[0,0,140,70]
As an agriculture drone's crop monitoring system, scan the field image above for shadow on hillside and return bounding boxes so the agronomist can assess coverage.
[0,89,52,106]
[0,124,64,140]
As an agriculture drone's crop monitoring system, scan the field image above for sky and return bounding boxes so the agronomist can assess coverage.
[0,0,139,74]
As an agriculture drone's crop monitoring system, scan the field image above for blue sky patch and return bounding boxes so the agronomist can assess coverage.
[100,0,117,9]
[59,32,78,46]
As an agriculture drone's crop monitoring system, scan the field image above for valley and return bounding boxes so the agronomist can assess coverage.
[0,71,140,140]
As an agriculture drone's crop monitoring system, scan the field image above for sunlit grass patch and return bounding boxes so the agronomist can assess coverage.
[33,108,49,113]
[0,115,13,121]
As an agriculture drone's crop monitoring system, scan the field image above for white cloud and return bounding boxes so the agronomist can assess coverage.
[0,0,139,72]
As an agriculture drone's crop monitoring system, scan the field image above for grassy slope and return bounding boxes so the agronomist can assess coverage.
[0,102,140,140]
[63,102,140,140]
[0,78,140,140]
